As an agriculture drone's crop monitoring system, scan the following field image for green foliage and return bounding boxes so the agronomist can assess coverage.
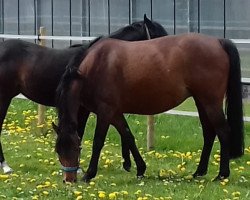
[0,99,250,200]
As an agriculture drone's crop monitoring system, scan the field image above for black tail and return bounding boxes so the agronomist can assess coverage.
[219,38,244,158]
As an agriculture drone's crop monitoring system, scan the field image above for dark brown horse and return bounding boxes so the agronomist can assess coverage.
[55,33,244,183]
[0,15,168,173]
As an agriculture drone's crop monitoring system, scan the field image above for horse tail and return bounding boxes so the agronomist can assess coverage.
[219,38,244,159]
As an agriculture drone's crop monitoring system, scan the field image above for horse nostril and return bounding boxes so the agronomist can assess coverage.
[63,179,66,183]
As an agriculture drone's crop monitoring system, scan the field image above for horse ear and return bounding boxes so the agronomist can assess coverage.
[144,14,152,25]
[52,122,59,134]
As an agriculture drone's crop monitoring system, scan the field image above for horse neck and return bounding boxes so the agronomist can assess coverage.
[109,27,146,41]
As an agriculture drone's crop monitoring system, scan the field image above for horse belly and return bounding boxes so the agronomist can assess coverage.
[121,86,189,115]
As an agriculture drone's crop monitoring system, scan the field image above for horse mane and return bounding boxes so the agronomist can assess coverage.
[56,61,82,128]
[69,36,103,49]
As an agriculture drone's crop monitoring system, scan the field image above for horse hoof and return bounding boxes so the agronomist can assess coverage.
[2,162,14,174]
[123,162,131,172]
[82,174,91,183]
[4,168,14,174]
[193,171,207,178]
[77,168,84,174]
[212,175,227,182]
[137,175,145,180]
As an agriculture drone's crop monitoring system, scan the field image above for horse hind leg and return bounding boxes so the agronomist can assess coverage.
[0,95,14,173]
[193,99,216,177]
[196,100,230,180]
[210,109,230,180]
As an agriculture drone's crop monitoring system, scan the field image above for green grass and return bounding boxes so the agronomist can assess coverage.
[0,99,250,200]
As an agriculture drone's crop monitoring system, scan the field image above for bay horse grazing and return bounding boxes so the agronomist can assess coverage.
[0,14,168,174]
[55,33,244,183]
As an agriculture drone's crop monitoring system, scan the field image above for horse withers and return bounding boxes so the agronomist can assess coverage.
[56,33,244,183]
[0,15,168,175]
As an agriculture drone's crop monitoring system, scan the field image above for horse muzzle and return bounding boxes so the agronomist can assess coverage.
[61,165,79,183]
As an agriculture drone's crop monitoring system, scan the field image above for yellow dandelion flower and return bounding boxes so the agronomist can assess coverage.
[98,191,106,198]
[11,173,19,178]
[37,124,45,128]
[186,152,191,157]
[198,185,204,189]
[32,195,39,200]
[76,196,83,200]
[184,175,193,180]
[74,191,82,196]
[232,191,241,196]
[180,167,186,172]
[109,192,117,199]
[89,194,95,197]
[43,191,49,195]
[220,181,227,186]
[51,171,58,176]
[121,191,128,195]
[223,189,229,193]
[89,181,95,186]
[45,181,51,186]
[80,159,85,164]
[135,190,142,195]
[0,174,9,179]
[36,185,44,189]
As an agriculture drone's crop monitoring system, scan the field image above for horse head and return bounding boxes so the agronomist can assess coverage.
[109,14,168,41]
[143,14,168,39]
[53,122,81,183]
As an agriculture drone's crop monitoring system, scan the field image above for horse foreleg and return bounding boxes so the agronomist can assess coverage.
[112,114,146,179]
[82,114,110,182]
[76,107,90,174]
[111,115,132,172]
[77,107,90,140]
[193,100,216,177]
[0,96,14,173]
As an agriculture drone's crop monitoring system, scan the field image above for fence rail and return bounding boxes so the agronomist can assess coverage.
[0,34,96,41]
[1,34,250,44]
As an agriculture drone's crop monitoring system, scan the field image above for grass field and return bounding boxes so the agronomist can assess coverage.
[0,99,250,200]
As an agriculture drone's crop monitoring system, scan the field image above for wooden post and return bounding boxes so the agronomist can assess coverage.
[37,27,46,125]
[147,115,154,151]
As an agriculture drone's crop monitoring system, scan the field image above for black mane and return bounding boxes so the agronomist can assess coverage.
[56,36,104,121]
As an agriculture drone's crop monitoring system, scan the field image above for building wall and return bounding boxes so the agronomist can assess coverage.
[0,0,250,77]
